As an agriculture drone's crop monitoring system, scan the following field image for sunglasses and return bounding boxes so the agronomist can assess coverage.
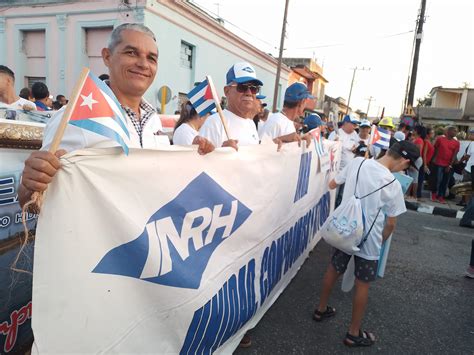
[229,83,260,94]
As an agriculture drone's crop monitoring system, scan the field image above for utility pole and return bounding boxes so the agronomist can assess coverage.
[345,66,370,115]
[407,0,427,109]
[272,0,290,112]
[365,96,375,118]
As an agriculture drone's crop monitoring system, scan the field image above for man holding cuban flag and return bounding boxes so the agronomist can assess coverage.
[18,23,213,209]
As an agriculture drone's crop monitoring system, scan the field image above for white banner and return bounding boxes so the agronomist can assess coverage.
[33,141,340,354]
[0,148,37,353]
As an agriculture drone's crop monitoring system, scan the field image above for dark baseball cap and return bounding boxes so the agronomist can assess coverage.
[390,140,422,169]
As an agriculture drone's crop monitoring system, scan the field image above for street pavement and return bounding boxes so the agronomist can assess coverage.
[235,210,474,354]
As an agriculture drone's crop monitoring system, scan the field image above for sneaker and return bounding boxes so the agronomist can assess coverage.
[430,192,437,202]
[465,266,474,279]
[438,197,446,204]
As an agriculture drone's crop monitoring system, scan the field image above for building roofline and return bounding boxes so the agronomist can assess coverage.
[156,0,290,74]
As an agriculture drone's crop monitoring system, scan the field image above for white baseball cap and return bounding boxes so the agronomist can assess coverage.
[226,62,263,86]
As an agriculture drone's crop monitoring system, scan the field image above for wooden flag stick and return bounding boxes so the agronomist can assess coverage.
[365,126,375,158]
[206,75,230,140]
[49,67,90,153]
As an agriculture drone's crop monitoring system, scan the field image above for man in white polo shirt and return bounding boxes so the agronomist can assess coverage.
[338,114,361,171]
[262,82,313,140]
[199,62,262,149]
[334,114,361,206]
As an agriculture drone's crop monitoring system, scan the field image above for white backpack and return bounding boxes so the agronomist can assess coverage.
[321,159,395,254]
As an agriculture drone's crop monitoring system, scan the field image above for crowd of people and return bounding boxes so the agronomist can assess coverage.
[0,65,72,113]
[1,22,472,350]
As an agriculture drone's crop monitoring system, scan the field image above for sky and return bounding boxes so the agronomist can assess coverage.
[192,0,474,117]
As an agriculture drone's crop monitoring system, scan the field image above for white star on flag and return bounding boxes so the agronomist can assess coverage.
[80,92,99,110]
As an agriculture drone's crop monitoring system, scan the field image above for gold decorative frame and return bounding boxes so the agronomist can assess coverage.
[0,119,44,149]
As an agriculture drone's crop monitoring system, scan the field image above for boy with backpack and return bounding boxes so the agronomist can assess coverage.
[314,141,421,347]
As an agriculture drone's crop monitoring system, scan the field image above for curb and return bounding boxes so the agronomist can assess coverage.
[405,201,465,219]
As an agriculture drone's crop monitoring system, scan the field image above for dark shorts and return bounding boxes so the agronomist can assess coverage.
[331,249,378,283]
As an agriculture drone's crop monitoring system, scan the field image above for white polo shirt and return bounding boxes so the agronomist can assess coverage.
[261,112,296,139]
[41,102,169,152]
[338,128,360,170]
[199,109,259,147]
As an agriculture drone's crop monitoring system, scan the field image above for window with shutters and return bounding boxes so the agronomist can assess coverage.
[180,41,193,69]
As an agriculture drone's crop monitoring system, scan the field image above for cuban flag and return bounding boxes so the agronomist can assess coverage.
[309,127,325,157]
[187,79,216,116]
[69,71,130,154]
[369,126,390,149]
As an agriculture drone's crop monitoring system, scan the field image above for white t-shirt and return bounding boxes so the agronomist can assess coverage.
[327,130,338,141]
[335,157,406,260]
[199,109,259,147]
[465,142,474,173]
[0,97,36,110]
[41,104,169,152]
[359,135,369,145]
[261,112,296,139]
[338,128,360,170]
[257,120,267,140]
[172,123,198,145]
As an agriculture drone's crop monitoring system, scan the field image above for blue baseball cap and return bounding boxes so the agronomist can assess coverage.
[342,114,361,125]
[226,62,263,86]
[256,94,266,100]
[284,82,314,103]
[304,114,326,130]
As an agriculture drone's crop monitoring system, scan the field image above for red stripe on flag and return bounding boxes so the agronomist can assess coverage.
[204,84,213,101]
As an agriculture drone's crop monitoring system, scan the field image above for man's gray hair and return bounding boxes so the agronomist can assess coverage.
[107,23,156,52]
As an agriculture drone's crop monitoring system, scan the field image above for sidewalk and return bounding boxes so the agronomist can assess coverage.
[405,190,466,219]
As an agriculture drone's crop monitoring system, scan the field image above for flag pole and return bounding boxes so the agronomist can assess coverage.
[49,67,90,153]
[206,75,230,140]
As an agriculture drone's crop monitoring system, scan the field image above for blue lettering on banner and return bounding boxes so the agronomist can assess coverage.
[93,172,252,289]
[180,259,257,354]
[260,192,330,305]
[0,177,17,206]
[293,152,312,202]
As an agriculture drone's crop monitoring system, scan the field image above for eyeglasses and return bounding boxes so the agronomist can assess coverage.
[229,83,260,94]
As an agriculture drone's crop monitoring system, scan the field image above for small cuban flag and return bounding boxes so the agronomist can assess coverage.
[187,78,216,116]
[69,70,130,154]
[309,127,325,157]
[369,125,390,150]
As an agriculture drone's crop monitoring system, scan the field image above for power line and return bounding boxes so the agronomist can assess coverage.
[293,30,414,50]
[192,2,278,51]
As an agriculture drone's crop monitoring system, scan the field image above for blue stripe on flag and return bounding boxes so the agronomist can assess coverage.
[192,96,208,109]
[70,119,129,155]
[374,141,389,149]
[187,79,216,116]
[198,103,216,116]
[188,79,208,98]
[378,127,390,136]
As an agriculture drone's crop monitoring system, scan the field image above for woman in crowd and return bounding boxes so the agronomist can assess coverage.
[173,101,209,145]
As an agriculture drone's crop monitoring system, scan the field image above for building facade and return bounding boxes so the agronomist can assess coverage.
[0,0,290,113]
[417,86,474,128]
[282,57,328,113]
